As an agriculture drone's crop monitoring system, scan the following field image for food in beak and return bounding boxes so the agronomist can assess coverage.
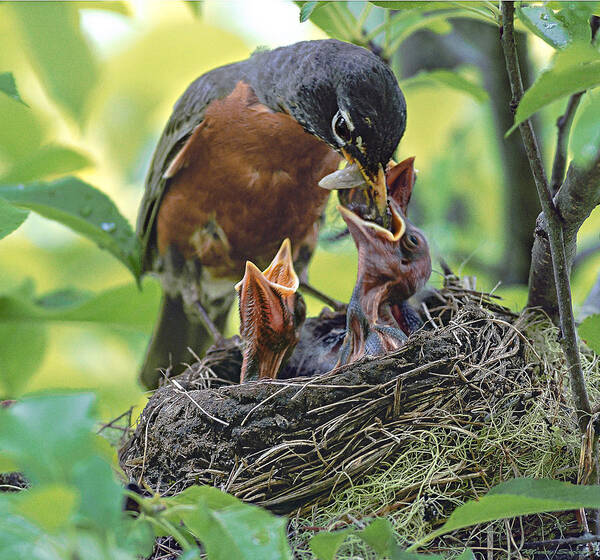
[319,154,389,226]
[318,162,366,191]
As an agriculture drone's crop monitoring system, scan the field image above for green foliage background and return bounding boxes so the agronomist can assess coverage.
[1,2,600,559]
[1,1,599,419]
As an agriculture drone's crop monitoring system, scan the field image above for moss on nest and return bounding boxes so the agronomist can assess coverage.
[120,275,599,558]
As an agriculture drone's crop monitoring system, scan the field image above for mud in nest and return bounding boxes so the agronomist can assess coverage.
[120,276,599,556]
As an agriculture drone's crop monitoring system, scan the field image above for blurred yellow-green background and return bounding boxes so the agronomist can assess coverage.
[0,1,598,419]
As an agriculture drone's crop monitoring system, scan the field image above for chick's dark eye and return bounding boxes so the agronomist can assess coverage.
[403,233,420,251]
[333,114,352,143]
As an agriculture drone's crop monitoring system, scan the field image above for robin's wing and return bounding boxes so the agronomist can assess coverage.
[137,61,249,271]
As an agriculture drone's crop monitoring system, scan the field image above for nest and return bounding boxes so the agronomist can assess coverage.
[120,276,600,557]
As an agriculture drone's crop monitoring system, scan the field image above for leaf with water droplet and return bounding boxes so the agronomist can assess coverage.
[507,44,600,134]
[101,222,116,233]
[517,6,570,49]
[0,177,141,279]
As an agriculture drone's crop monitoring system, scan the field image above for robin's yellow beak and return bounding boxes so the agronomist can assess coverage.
[318,152,388,222]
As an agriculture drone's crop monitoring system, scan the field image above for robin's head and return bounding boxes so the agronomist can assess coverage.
[282,40,406,221]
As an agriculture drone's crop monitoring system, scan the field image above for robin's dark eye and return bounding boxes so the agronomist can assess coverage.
[332,112,352,144]
[402,232,420,251]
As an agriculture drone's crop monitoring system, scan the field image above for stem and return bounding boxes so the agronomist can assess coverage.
[551,92,584,196]
[449,1,499,23]
[383,9,391,53]
[500,1,592,433]
[331,2,358,41]
[356,2,372,30]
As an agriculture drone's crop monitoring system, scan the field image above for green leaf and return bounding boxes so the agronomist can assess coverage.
[179,503,291,560]
[0,72,27,106]
[517,6,570,49]
[357,518,395,556]
[509,45,600,134]
[0,281,159,396]
[299,1,319,22]
[0,145,93,185]
[391,550,443,560]
[401,68,488,103]
[185,1,203,18]
[0,281,160,330]
[456,549,476,560]
[309,530,353,560]
[370,1,498,24]
[14,484,78,532]
[71,1,132,16]
[162,486,292,559]
[179,551,203,560]
[0,84,45,161]
[422,478,600,544]
[116,518,156,558]
[554,2,600,45]
[0,198,29,241]
[371,2,456,10]
[0,393,96,484]
[384,10,491,54]
[0,505,62,560]
[71,455,122,529]
[210,507,291,560]
[0,319,47,398]
[579,313,600,354]
[0,177,141,279]
[10,2,98,122]
[170,485,241,509]
[571,91,600,167]
[295,1,356,41]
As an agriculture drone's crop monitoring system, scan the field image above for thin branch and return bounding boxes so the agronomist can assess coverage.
[500,1,592,433]
[551,92,584,196]
[523,533,600,550]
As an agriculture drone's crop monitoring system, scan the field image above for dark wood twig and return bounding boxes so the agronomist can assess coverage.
[500,1,592,433]
[551,92,584,196]
[97,406,134,435]
[523,533,600,550]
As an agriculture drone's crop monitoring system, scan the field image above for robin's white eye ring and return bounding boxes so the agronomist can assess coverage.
[332,111,352,145]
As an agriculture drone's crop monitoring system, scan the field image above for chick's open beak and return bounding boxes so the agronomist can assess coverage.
[337,203,406,243]
[235,239,304,382]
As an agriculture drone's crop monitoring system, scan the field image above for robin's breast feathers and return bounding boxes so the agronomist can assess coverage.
[156,81,341,275]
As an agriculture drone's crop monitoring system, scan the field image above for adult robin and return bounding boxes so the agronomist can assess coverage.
[137,39,407,389]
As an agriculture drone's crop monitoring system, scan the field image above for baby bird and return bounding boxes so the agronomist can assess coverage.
[236,239,306,382]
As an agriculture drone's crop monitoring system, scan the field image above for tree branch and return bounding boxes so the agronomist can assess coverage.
[551,92,584,196]
[500,1,592,432]
[529,158,600,317]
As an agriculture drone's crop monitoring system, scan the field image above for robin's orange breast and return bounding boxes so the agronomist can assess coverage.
[156,81,341,276]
